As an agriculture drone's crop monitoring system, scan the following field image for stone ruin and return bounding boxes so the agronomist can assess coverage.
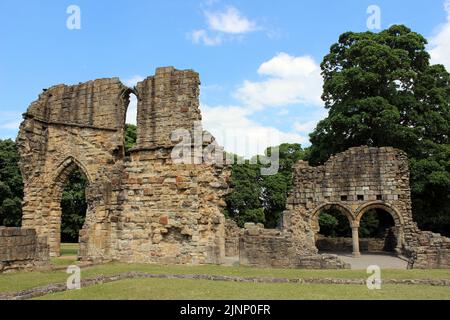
[0,67,448,272]
[14,67,229,266]
[230,146,450,269]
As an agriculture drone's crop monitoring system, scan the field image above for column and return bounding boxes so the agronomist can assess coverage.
[351,223,361,257]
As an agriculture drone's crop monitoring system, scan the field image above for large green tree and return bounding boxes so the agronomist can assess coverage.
[0,139,23,226]
[308,25,450,235]
[225,143,306,228]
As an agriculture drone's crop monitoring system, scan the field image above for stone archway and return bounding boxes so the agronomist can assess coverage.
[46,157,92,257]
[311,202,355,228]
[354,201,405,255]
[310,203,361,257]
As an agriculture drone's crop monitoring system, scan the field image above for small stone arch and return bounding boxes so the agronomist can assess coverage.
[354,201,404,227]
[354,201,405,254]
[311,202,356,226]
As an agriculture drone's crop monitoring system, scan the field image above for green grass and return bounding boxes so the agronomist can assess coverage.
[60,243,79,256]
[50,243,79,266]
[1,262,449,295]
[36,278,450,300]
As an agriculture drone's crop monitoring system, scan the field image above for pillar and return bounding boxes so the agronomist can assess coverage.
[351,223,361,257]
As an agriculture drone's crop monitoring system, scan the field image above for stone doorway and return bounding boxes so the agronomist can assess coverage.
[48,158,92,257]
[59,167,88,258]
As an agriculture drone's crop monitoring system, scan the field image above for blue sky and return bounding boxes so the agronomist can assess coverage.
[1,0,449,156]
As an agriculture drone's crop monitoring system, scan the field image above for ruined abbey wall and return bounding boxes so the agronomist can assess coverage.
[283,146,450,268]
[15,67,229,264]
[283,147,419,253]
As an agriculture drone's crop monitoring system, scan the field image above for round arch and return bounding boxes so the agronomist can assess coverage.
[355,201,404,227]
[311,202,356,226]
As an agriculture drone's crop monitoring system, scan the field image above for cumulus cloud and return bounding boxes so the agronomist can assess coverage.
[205,7,257,34]
[429,0,450,70]
[189,29,222,46]
[201,104,308,157]
[122,75,144,88]
[0,111,22,138]
[189,6,258,46]
[234,53,324,110]
[293,120,318,133]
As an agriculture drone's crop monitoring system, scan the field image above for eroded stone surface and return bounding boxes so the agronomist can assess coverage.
[15,67,229,265]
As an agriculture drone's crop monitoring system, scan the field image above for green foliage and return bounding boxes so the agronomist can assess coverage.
[225,143,306,228]
[60,170,87,243]
[318,213,338,236]
[308,25,450,236]
[318,209,351,237]
[124,124,137,153]
[0,139,23,226]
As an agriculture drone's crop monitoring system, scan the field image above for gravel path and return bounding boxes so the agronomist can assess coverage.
[333,253,408,270]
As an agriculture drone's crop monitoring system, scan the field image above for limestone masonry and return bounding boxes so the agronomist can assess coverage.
[0,67,448,272]
[15,67,229,265]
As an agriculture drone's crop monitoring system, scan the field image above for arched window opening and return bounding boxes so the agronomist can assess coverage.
[124,91,138,154]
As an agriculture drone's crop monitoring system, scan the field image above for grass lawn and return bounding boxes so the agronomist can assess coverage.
[36,278,450,300]
[50,243,79,266]
[1,243,449,300]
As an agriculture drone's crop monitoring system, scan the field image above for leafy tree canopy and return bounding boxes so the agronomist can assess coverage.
[308,25,450,236]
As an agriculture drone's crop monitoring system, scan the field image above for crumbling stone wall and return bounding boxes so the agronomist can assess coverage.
[239,224,349,269]
[283,146,450,268]
[17,78,129,259]
[0,227,49,272]
[16,67,229,265]
[225,219,241,257]
[316,235,396,253]
[283,147,417,253]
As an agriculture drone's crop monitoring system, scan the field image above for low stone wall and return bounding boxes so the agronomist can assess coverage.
[224,219,242,257]
[316,236,395,253]
[411,231,450,269]
[239,224,349,269]
[0,227,49,273]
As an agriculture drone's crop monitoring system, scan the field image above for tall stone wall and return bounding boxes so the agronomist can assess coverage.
[16,67,229,265]
[17,78,128,259]
[0,227,49,272]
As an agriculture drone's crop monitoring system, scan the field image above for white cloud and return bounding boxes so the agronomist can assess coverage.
[0,112,22,138]
[122,75,144,88]
[205,7,257,34]
[189,29,222,46]
[189,6,259,46]
[294,120,318,133]
[429,0,450,70]
[0,121,21,130]
[201,104,307,158]
[234,53,324,110]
